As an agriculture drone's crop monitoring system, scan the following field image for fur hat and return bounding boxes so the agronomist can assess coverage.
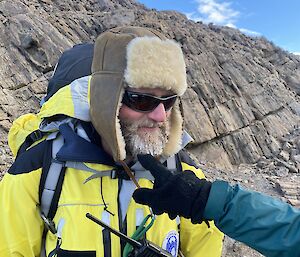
[90,26,187,161]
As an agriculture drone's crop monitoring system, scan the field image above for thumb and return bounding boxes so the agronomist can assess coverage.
[137,154,171,182]
[133,188,157,206]
[168,213,178,220]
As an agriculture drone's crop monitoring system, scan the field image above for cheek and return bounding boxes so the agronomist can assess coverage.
[119,105,145,121]
[165,110,172,119]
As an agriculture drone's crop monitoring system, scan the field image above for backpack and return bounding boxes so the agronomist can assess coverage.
[12,42,95,238]
[43,43,94,103]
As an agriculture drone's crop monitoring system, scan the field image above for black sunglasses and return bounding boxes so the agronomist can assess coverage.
[122,90,178,113]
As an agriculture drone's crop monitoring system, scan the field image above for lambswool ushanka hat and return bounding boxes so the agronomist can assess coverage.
[90,26,187,161]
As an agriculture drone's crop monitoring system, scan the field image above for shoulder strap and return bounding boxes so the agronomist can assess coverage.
[176,149,198,171]
[39,131,67,257]
[167,154,179,171]
[40,134,66,224]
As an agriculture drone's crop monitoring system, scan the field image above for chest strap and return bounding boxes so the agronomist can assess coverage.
[81,155,178,184]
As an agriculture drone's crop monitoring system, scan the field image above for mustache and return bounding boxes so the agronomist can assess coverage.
[122,117,165,130]
[137,120,162,128]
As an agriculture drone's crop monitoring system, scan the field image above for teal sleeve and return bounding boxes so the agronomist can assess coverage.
[204,180,300,257]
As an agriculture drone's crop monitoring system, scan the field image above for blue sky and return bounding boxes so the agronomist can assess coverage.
[138,0,300,55]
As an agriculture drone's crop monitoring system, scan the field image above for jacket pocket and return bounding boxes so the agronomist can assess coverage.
[56,249,96,257]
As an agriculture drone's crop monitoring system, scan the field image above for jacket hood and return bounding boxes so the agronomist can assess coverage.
[90,26,188,161]
[44,43,94,103]
[8,75,91,157]
[38,76,91,122]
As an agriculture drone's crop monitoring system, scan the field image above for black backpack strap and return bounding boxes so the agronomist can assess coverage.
[176,149,197,172]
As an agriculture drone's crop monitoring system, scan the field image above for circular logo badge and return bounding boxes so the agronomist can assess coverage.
[162,230,179,257]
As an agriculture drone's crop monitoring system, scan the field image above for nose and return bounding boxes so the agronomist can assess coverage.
[147,103,167,122]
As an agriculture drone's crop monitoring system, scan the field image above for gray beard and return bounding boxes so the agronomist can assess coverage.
[120,117,170,159]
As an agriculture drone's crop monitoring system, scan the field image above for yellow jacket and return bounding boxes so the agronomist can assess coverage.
[0,77,223,257]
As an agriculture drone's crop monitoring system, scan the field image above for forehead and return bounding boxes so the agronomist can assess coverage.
[127,87,174,96]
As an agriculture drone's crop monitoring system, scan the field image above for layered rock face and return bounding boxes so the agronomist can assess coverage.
[0,0,300,175]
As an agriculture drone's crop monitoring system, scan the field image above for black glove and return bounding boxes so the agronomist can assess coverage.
[133,154,212,224]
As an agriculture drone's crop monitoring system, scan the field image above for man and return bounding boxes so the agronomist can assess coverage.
[0,27,223,256]
[133,154,300,257]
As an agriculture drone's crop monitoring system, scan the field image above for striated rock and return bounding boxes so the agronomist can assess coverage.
[276,181,300,208]
[274,166,289,177]
[181,87,216,143]
[0,0,299,174]
[256,156,271,169]
[278,150,290,162]
[292,154,300,163]
[274,157,298,173]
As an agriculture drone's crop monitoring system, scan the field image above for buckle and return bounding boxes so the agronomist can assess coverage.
[111,169,117,179]
[110,169,132,180]
[52,158,65,166]
[30,130,44,142]
[40,212,57,234]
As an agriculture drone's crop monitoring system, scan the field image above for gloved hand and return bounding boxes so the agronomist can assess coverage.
[133,154,212,224]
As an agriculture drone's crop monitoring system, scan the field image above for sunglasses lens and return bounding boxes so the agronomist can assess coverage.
[163,97,177,111]
[123,91,177,112]
[127,94,158,111]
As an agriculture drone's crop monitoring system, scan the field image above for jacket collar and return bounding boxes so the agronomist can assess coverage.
[56,122,115,166]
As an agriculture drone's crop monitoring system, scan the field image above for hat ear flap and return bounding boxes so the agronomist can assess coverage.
[162,104,183,158]
[90,73,126,161]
